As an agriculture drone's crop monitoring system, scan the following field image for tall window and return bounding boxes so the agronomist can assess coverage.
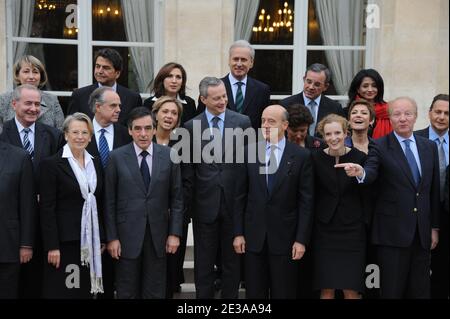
[235,0,373,103]
[6,0,163,113]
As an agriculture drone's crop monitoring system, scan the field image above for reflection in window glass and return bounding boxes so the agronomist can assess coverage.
[24,43,78,91]
[250,0,295,45]
[92,0,126,41]
[250,50,293,96]
[26,0,78,39]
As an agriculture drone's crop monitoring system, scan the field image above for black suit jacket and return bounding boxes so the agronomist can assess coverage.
[363,133,440,249]
[39,149,104,251]
[234,141,314,254]
[0,142,36,263]
[414,127,429,139]
[197,76,270,130]
[86,123,132,160]
[280,92,344,136]
[0,119,64,189]
[67,83,142,126]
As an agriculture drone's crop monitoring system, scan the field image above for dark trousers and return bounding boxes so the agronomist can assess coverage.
[431,211,449,298]
[0,263,20,299]
[166,219,189,298]
[19,226,44,298]
[97,252,115,299]
[245,241,298,299]
[115,225,166,299]
[377,233,431,299]
[193,205,240,299]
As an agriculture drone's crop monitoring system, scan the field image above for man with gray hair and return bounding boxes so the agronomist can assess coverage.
[183,76,252,298]
[198,40,270,130]
[280,63,344,137]
[86,86,131,170]
[0,84,63,298]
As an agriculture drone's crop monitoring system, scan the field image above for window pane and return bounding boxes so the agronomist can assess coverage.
[249,0,294,45]
[92,0,154,43]
[13,0,79,39]
[308,0,365,46]
[250,50,293,96]
[23,43,78,91]
[307,49,365,95]
[93,46,152,93]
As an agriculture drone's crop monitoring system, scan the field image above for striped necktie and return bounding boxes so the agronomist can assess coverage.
[98,129,110,168]
[22,128,34,159]
[235,82,244,113]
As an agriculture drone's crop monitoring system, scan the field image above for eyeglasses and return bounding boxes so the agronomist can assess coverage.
[390,112,416,119]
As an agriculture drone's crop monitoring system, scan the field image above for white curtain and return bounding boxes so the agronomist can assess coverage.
[121,0,154,92]
[314,0,364,95]
[10,0,35,63]
[234,0,260,41]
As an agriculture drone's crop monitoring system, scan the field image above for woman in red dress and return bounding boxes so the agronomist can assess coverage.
[347,69,392,139]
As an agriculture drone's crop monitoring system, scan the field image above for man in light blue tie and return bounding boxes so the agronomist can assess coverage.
[415,94,449,298]
[337,97,441,299]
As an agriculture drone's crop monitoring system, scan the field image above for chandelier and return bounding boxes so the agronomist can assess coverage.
[252,2,294,38]
[36,0,56,10]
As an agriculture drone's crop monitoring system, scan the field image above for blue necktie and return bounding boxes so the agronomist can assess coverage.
[140,150,151,190]
[22,128,34,159]
[235,82,244,113]
[266,145,277,194]
[403,139,420,186]
[98,129,110,168]
[436,137,446,200]
[211,116,222,139]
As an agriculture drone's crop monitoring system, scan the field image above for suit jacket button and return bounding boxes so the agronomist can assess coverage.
[416,193,419,197]
[413,208,418,213]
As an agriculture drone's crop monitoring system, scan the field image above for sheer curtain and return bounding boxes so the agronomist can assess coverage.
[234,0,260,41]
[10,0,35,63]
[121,0,154,92]
[314,0,364,95]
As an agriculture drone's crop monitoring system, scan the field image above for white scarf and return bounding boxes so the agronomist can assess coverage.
[63,144,103,294]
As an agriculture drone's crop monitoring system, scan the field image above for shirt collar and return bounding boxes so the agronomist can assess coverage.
[302,93,322,107]
[62,143,94,163]
[133,141,153,157]
[429,126,449,144]
[228,73,248,86]
[98,82,118,92]
[394,131,417,145]
[205,108,225,124]
[267,136,286,151]
[93,117,114,135]
[15,117,36,134]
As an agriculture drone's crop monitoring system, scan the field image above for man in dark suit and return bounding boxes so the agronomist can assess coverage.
[86,86,131,298]
[67,48,142,126]
[280,63,344,137]
[337,97,441,298]
[183,77,252,298]
[415,94,448,298]
[198,40,270,130]
[233,105,314,298]
[0,141,36,298]
[0,84,63,298]
[104,107,183,299]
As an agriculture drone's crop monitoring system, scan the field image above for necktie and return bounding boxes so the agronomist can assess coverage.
[266,145,277,194]
[235,82,244,113]
[308,100,317,136]
[437,137,447,201]
[403,139,421,186]
[211,116,221,139]
[98,129,110,168]
[22,128,34,159]
[140,151,151,190]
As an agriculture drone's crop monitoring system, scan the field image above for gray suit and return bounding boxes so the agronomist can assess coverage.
[0,91,64,134]
[104,142,183,298]
[183,109,252,298]
[0,141,36,298]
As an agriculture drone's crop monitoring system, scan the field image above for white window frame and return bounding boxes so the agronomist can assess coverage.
[251,0,375,102]
[5,0,164,98]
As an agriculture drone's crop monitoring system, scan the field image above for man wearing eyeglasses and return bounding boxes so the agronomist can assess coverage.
[336,97,440,299]
[280,63,344,137]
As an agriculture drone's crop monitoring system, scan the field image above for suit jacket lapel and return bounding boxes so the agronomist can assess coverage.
[0,143,8,177]
[5,121,23,148]
[268,142,294,197]
[123,143,147,195]
[34,123,47,164]
[415,134,427,189]
[388,133,417,188]
[223,76,235,110]
[242,78,256,114]
[58,155,77,181]
[255,142,269,196]
[148,144,161,195]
